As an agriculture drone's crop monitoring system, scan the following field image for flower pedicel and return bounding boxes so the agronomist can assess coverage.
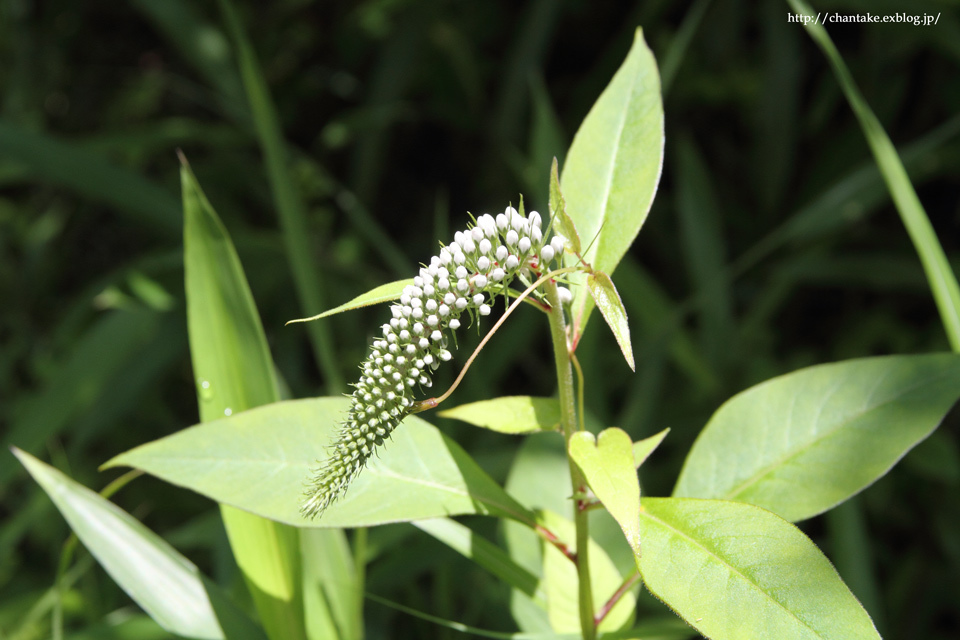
[301,205,567,519]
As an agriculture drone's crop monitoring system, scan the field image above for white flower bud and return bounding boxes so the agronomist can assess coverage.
[424,284,435,296]
[449,318,460,329]
[427,315,439,327]
[390,306,402,318]
[506,229,519,246]
[454,252,466,264]
[491,267,505,281]
[419,338,430,349]
[413,276,423,287]
[540,245,555,264]
[496,213,508,230]
[455,265,468,279]
[457,279,469,292]
[558,286,573,304]
[461,238,476,253]
[473,293,485,305]
[431,330,443,341]
[400,294,411,305]
[440,249,452,265]
[439,349,452,361]
[439,304,450,316]
[551,235,566,255]
[410,297,422,308]
[479,304,491,316]
[505,255,519,270]
[529,211,541,230]
[456,297,468,310]
[518,237,531,253]
[479,239,492,255]
[423,354,434,365]
[532,227,542,243]
[426,299,437,312]
[438,277,450,291]
[406,344,417,354]
[477,256,490,271]
[444,292,456,305]
[471,226,484,242]
[474,274,488,288]
[413,322,423,334]
[390,318,400,329]
[399,330,410,340]
[412,308,423,319]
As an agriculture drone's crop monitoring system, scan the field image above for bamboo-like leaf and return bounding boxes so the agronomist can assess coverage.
[14,449,265,640]
[438,396,561,434]
[286,280,413,325]
[181,160,309,640]
[560,28,664,338]
[674,354,960,522]
[588,272,635,371]
[638,498,881,640]
[788,0,960,351]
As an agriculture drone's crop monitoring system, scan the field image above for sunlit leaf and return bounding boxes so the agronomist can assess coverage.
[439,396,561,434]
[638,498,881,640]
[633,428,669,468]
[674,354,960,522]
[287,280,414,325]
[588,272,635,371]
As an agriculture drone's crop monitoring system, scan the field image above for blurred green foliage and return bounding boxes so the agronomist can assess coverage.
[1,0,958,638]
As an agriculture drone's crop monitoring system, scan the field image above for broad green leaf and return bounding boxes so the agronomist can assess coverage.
[569,429,640,554]
[588,272,635,371]
[539,509,635,634]
[788,0,960,352]
[286,279,413,325]
[674,354,960,522]
[638,498,881,640]
[413,518,546,607]
[549,157,581,256]
[218,0,342,390]
[182,160,308,640]
[106,397,536,529]
[439,396,561,434]
[560,28,664,337]
[633,428,669,468]
[14,449,265,640]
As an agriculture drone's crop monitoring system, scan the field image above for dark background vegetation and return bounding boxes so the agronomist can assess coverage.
[2,0,959,638]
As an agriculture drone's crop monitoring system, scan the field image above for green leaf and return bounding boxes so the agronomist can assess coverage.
[105,397,536,529]
[674,354,960,522]
[218,0,342,390]
[549,157,581,256]
[182,160,308,640]
[301,528,359,640]
[14,449,266,640]
[413,518,546,607]
[539,509,635,634]
[633,428,669,468]
[286,279,413,325]
[638,498,881,640]
[587,272,635,371]
[788,0,960,351]
[560,28,664,337]
[569,429,640,555]
[438,396,561,434]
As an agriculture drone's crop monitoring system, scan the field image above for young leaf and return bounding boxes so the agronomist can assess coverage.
[438,396,561,434]
[588,272,635,371]
[568,428,640,555]
[14,449,266,640]
[674,354,960,522]
[548,157,581,256]
[638,498,881,640]
[560,27,664,337]
[633,428,669,468]
[286,279,414,324]
[105,397,536,529]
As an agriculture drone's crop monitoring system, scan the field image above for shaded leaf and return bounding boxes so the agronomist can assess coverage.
[560,28,664,337]
[439,396,561,434]
[588,272,635,371]
[674,354,960,522]
[287,280,414,325]
[638,498,881,640]
[106,397,535,529]
[14,449,265,640]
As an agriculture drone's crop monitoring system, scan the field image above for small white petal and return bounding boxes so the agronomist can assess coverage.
[426,299,438,311]
[477,256,490,271]
[423,284,435,296]
[461,238,476,253]
[406,344,417,354]
[398,318,408,329]
[474,274,488,288]
[473,293,485,305]
[456,297,468,310]
[454,252,466,264]
[439,304,450,316]
[540,245,555,264]
[410,297,422,308]
[551,235,566,255]
[399,330,410,340]
[390,318,400,329]
[431,330,443,341]
[444,292,456,305]
[400,294,411,305]
[413,276,423,287]
[427,315,439,327]
[532,227,542,243]
[496,213,508,230]
[479,239,492,255]
[529,211,541,230]
[439,349,453,361]
[491,267,505,281]
[518,237,531,253]
[412,308,424,319]
[506,229,519,246]
[423,354,434,365]
[457,279,469,292]
[455,265,468,279]
[390,306,402,318]
[440,250,452,265]
[413,322,424,334]
[449,318,461,329]
[454,230,465,244]
[505,255,519,270]
[438,278,450,291]
[471,226,485,242]
[496,245,508,261]
[419,338,430,349]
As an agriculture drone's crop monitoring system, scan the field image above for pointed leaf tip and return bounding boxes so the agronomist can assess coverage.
[587,272,634,370]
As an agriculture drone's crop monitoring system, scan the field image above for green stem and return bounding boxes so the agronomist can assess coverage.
[544,279,595,640]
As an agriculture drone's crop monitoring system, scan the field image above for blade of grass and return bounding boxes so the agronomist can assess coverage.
[0,120,181,236]
[659,0,712,94]
[217,0,343,392]
[181,158,313,640]
[788,0,960,352]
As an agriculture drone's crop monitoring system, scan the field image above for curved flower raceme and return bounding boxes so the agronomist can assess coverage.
[301,206,568,519]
